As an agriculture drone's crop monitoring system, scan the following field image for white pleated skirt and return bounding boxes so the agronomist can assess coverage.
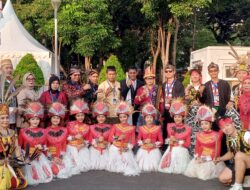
[89,146,109,170]
[184,158,226,180]
[107,145,140,176]
[158,146,190,174]
[136,148,162,172]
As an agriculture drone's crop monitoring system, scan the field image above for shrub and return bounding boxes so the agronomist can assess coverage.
[182,71,190,88]
[98,55,125,84]
[13,54,45,87]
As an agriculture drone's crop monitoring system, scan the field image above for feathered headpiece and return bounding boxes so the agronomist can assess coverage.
[48,102,66,118]
[92,101,109,117]
[116,101,134,115]
[70,99,89,115]
[141,103,157,117]
[227,41,250,76]
[24,102,44,119]
[0,104,9,115]
[196,105,214,122]
[169,98,187,116]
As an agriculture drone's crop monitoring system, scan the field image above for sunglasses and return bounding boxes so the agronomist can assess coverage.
[165,70,173,73]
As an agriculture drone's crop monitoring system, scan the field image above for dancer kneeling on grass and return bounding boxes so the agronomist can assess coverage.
[159,98,192,174]
[184,105,225,180]
[89,101,112,170]
[107,101,140,176]
[46,102,73,179]
[19,102,53,185]
[66,99,90,174]
[136,103,163,172]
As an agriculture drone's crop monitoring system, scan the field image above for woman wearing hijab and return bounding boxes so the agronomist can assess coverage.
[16,73,39,129]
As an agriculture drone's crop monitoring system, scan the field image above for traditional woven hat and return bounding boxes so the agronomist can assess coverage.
[0,59,12,67]
[144,65,155,79]
[25,102,44,119]
[196,105,214,122]
[141,103,157,117]
[48,102,66,118]
[116,101,134,115]
[0,104,9,115]
[92,101,109,117]
[70,99,89,115]
[169,98,187,116]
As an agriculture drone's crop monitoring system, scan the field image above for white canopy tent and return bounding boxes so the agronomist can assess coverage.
[0,0,53,81]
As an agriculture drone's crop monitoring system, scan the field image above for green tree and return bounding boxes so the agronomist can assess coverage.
[13,54,45,87]
[98,55,125,84]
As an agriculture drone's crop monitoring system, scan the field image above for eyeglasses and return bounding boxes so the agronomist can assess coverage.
[73,74,80,77]
[165,70,173,73]
[26,78,35,81]
[209,69,218,73]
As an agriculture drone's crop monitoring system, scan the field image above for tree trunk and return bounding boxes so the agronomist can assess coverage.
[84,57,91,71]
[161,18,173,82]
[172,17,180,66]
[150,28,161,73]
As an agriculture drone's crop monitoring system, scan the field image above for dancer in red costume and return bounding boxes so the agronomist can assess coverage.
[18,102,53,185]
[46,102,72,179]
[66,99,90,174]
[89,102,112,170]
[107,101,140,176]
[184,105,225,180]
[136,103,163,172]
[159,98,191,174]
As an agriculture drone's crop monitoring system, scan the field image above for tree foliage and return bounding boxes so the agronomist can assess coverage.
[13,54,45,87]
[98,55,125,84]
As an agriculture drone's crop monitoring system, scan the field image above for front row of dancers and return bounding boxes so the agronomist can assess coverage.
[1,98,250,190]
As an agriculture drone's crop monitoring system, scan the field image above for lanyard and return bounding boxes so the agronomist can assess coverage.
[166,80,175,97]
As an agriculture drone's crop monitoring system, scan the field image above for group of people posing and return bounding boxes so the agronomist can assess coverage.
[0,48,250,190]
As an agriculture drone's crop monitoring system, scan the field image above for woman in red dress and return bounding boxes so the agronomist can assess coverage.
[46,102,72,179]
[136,103,163,172]
[159,98,192,174]
[65,99,90,174]
[89,102,112,170]
[184,105,225,180]
[107,101,140,176]
[18,102,53,185]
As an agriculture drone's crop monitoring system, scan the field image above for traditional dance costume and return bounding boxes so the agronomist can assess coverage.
[107,101,140,176]
[89,102,112,170]
[159,99,191,174]
[46,102,72,179]
[18,102,53,185]
[0,104,27,189]
[136,103,163,172]
[66,99,91,174]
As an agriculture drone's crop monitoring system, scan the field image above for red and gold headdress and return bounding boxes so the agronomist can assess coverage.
[92,101,109,117]
[218,117,233,129]
[24,102,44,119]
[169,98,187,116]
[70,99,89,115]
[141,103,157,118]
[196,105,214,122]
[0,104,9,116]
[116,101,134,115]
[48,102,66,118]
[144,65,155,79]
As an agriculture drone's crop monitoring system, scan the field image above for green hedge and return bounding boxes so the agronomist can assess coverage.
[14,54,45,87]
[182,71,190,88]
[98,55,125,84]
